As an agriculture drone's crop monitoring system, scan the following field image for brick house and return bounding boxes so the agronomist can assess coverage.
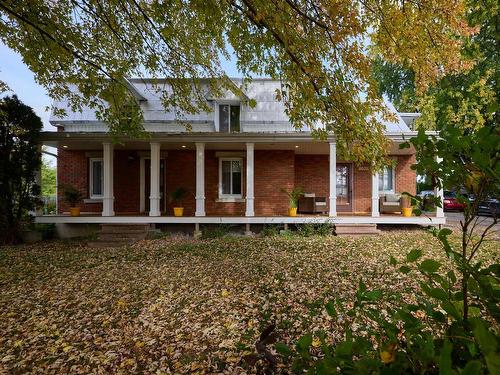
[36,79,445,231]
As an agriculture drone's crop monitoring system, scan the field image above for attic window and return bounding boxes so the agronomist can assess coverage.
[219,104,240,133]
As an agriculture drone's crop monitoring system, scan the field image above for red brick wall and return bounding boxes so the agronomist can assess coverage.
[255,150,295,216]
[353,164,372,213]
[395,154,417,196]
[165,150,196,216]
[57,149,415,216]
[204,150,247,216]
[57,149,141,213]
[57,149,101,213]
[295,155,329,199]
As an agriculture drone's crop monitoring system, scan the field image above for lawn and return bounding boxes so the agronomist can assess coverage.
[0,229,498,373]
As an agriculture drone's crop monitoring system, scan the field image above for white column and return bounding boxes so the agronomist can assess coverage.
[195,142,206,217]
[329,142,337,217]
[149,142,161,217]
[245,143,255,217]
[102,142,115,216]
[35,145,43,216]
[371,172,380,217]
[435,156,444,218]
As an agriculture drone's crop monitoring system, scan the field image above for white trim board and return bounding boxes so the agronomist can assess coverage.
[35,215,445,225]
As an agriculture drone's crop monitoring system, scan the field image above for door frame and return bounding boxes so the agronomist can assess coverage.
[140,156,166,213]
[336,163,353,212]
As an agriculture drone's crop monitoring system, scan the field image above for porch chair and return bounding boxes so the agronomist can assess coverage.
[298,193,328,214]
[379,193,402,214]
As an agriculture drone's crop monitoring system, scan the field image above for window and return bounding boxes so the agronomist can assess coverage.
[219,104,240,133]
[89,158,104,198]
[219,158,242,198]
[379,166,395,192]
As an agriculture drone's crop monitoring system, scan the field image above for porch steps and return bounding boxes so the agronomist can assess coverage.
[87,224,151,248]
[335,224,381,236]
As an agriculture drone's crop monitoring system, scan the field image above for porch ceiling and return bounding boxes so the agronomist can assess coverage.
[40,131,415,155]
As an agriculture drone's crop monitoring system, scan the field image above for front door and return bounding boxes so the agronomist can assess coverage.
[144,159,166,213]
[336,164,352,212]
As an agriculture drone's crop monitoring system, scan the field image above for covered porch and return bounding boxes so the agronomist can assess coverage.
[37,131,445,227]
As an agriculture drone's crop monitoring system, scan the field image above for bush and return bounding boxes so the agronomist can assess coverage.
[272,227,500,374]
[261,225,282,237]
[296,223,334,237]
[201,224,233,239]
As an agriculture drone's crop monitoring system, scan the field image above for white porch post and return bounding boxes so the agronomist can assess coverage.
[245,142,255,217]
[329,142,337,217]
[435,156,445,218]
[195,142,206,217]
[371,172,380,217]
[102,142,115,216]
[34,144,43,216]
[149,142,161,217]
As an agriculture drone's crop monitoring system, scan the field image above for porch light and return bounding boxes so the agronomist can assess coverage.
[181,145,186,148]
[62,145,68,148]
[295,145,299,148]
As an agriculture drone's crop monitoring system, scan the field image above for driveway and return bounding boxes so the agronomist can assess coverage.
[445,212,499,239]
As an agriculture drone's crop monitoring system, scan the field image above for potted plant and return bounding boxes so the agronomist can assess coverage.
[281,187,304,217]
[169,187,188,217]
[400,193,413,217]
[61,184,83,217]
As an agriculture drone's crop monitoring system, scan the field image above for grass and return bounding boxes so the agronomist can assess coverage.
[0,229,498,373]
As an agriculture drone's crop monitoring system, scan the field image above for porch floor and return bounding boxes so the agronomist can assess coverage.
[35,212,445,225]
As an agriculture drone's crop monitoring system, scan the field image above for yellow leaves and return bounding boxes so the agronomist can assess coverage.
[120,358,136,368]
[116,298,127,309]
[134,340,144,349]
[221,289,230,298]
[380,343,397,364]
[312,337,321,348]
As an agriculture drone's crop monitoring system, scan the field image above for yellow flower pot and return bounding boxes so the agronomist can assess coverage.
[69,207,80,217]
[173,207,184,217]
[288,207,297,217]
[402,207,413,217]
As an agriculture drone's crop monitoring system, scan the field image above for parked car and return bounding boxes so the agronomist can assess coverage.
[477,197,500,217]
[443,191,465,211]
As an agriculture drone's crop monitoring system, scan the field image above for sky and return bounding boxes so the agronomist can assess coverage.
[0,42,52,130]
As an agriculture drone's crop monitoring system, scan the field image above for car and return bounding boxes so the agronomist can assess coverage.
[418,190,435,198]
[443,191,465,211]
[477,197,500,217]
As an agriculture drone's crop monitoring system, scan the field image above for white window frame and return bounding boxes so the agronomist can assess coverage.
[378,165,396,193]
[89,157,104,199]
[217,103,241,133]
[219,158,243,199]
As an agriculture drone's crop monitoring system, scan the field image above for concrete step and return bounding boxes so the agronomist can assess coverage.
[97,233,147,242]
[87,224,150,247]
[335,224,380,236]
[87,241,131,248]
[100,224,150,233]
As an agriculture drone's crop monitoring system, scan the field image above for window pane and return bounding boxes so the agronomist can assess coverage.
[219,105,229,133]
[92,161,103,196]
[221,160,231,194]
[232,161,242,194]
[230,105,240,132]
[379,167,393,191]
[336,166,349,204]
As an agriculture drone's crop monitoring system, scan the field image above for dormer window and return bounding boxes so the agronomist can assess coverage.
[219,104,240,133]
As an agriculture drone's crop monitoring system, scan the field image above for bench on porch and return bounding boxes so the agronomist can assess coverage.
[298,193,328,214]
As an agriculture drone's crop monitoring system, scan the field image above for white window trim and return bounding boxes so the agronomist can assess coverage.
[378,165,396,194]
[219,157,243,199]
[89,157,104,199]
[217,103,241,133]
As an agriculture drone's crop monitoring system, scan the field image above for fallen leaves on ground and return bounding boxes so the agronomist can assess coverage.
[0,230,498,373]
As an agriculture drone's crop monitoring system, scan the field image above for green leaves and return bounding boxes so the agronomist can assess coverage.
[419,259,442,273]
[407,249,423,262]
